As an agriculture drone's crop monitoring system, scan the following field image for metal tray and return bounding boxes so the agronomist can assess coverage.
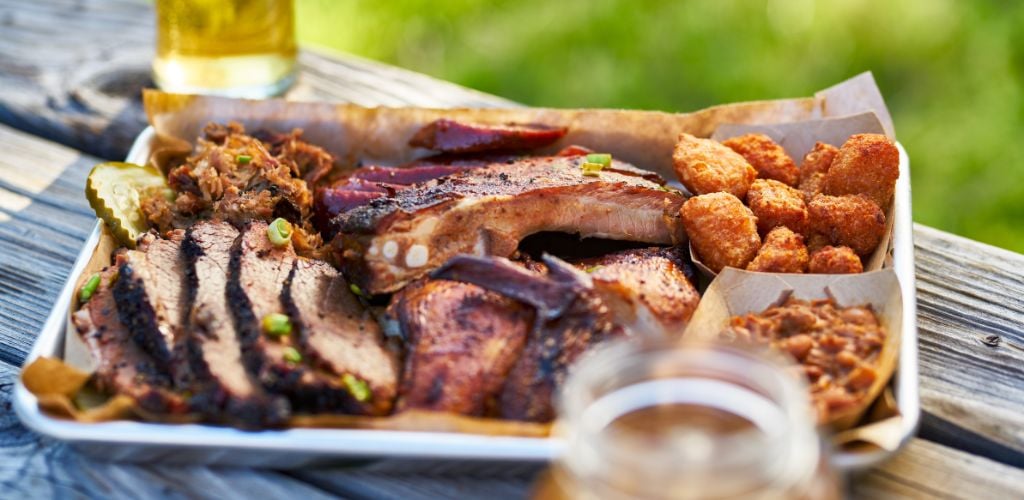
[14,126,919,469]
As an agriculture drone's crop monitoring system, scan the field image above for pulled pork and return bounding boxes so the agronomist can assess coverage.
[142,122,335,256]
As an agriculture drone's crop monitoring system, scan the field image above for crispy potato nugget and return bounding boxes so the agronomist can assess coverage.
[809,245,863,274]
[723,133,799,186]
[824,134,899,208]
[800,142,839,179]
[808,194,886,256]
[799,142,838,201]
[747,226,808,273]
[673,133,757,198]
[746,179,808,236]
[681,192,761,273]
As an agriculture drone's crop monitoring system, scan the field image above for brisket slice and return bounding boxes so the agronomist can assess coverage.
[334,155,685,294]
[283,258,400,416]
[113,231,192,387]
[183,220,289,427]
[72,265,186,414]
[408,119,567,153]
[229,222,371,414]
[389,279,531,416]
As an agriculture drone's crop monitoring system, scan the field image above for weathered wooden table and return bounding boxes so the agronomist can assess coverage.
[1,2,1022,498]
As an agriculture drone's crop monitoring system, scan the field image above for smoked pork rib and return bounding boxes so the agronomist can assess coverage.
[574,246,700,337]
[73,266,187,414]
[113,231,192,387]
[183,221,289,427]
[334,156,686,294]
[388,279,533,416]
[433,254,628,422]
[284,258,400,415]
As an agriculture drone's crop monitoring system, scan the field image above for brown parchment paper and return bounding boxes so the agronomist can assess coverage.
[25,72,903,443]
[683,268,903,452]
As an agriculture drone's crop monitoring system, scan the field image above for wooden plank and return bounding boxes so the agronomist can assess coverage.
[851,438,1024,499]
[913,225,1024,466]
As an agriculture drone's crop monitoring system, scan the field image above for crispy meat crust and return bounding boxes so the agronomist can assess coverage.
[681,192,761,273]
[808,194,885,256]
[673,133,757,198]
[824,133,899,209]
[747,226,809,273]
[722,133,798,186]
[391,279,532,416]
[746,179,808,236]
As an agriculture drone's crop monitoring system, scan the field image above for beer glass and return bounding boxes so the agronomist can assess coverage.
[153,0,297,98]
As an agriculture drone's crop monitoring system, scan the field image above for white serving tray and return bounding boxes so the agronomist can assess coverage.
[14,127,918,469]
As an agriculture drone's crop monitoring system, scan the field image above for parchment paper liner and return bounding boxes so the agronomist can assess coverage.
[22,73,903,446]
[683,268,903,452]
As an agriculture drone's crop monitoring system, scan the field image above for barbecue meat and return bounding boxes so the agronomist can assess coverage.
[574,247,700,337]
[113,231,191,387]
[183,221,289,427]
[72,266,186,414]
[409,119,567,153]
[335,156,686,294]
[284,258,400,415]
[433,255,629,422]
[389,279,533,416]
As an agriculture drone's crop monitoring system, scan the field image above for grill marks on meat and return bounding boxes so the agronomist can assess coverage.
[183,221,289,427]
[72,266,186,414]
[389,280,532,416]
[409,119,567,154]
[574,247,700,337]
[283,259,400,415]
[433,255,628,422]
[335,156,685,294]
[113,231,192,387]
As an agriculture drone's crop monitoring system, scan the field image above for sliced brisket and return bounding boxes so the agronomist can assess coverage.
[284,258,400,415]
[113,231,192,387]
[183,220,289,427]
[72,266,186,414]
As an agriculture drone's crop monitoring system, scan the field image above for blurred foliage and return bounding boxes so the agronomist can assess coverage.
[296,0,1024,252]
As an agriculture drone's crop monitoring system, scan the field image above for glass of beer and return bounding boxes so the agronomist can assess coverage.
[153,0,297,98]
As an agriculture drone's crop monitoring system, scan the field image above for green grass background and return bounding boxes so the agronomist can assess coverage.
[295,0,1024,253]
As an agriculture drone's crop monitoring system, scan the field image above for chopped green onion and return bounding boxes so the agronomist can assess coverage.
[236,154,252,165]
[349,283,364,297]
[283,346,303,365]
[267,217,293,246]
[79,273,101,303]
[342,373,372,402]
[581,162,604,176]
[584,265,604,274]
[586,153,612,167]
[262,313,292,337]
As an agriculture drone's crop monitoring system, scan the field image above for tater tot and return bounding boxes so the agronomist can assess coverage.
[746,179,808,236]
[681,192,761,273]
[673,133,757,198]
[747,226,808,273]
[824,134,899,209]
[809,245,864,274]
[722,133,799,186]
[798,142,838,201]
[808,194,886,256]
[800,142,839,180]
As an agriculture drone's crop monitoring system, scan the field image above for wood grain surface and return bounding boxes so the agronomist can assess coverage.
[0,1,1022,498]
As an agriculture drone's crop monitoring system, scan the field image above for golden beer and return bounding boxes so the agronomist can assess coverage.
[153,0,297,97]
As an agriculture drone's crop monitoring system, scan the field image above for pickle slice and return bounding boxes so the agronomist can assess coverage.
[85,162,171,248]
